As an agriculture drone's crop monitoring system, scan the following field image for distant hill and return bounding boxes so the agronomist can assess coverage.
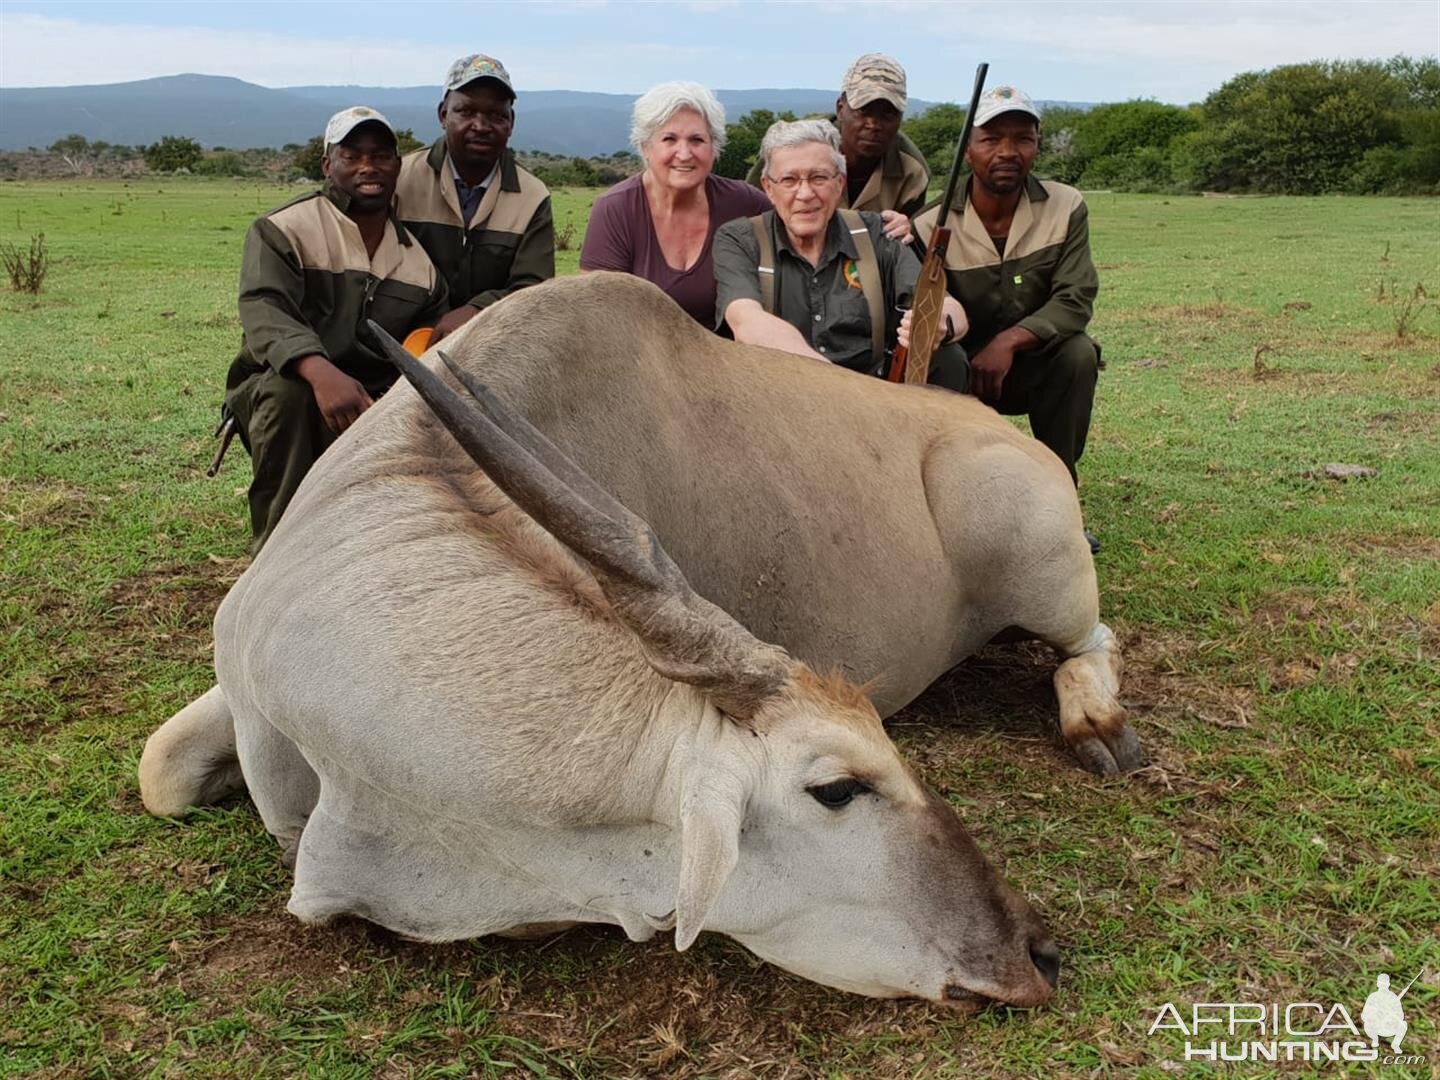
[0,73,1093,155]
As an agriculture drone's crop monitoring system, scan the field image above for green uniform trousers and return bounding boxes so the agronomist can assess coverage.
[923,342,971,394]
[969,332,1098,485]
[225,367,393,552]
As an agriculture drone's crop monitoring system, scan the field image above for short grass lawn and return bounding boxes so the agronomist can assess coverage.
[2,178,1437,1077]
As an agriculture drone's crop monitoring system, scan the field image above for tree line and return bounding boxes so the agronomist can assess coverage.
[894,56,1439,195]
[13,55,1437,195]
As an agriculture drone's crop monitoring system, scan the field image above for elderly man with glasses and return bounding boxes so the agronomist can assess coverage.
[713,119,967,389]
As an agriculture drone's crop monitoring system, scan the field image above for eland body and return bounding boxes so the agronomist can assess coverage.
[141,274,1141,1005]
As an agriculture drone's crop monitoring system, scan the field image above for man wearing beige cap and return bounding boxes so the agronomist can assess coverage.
[397,54,555,342]
[225,107,448,550]
[748,53,927,240]
[913,85,1103,552]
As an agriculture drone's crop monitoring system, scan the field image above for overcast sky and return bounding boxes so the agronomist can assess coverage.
[2,1,1436,104]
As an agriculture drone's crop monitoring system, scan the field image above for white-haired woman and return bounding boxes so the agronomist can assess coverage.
[580,81,771,328]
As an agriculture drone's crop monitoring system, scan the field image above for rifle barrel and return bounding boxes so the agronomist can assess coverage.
[1397,967,1425,997]
[933,63,990,230]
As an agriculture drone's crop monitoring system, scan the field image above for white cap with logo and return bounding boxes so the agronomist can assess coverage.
[971,85,1041,128]
[323,106,396,152]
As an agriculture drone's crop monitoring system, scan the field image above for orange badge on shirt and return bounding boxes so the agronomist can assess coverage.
[843,259,862,291]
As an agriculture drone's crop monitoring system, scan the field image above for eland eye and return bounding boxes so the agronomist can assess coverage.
[807,778,869,809]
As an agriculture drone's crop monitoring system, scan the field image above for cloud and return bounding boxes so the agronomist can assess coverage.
[0,13,717,91]
[1,3,1433,103]
[960,1,1436,68]
[0,14,441,87]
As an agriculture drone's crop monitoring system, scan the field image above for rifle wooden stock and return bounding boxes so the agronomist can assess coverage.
[887,224,952,384]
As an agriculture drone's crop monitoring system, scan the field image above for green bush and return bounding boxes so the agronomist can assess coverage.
[1074,100,1198,162]
[193,151,247,177]
[1181,58,1434,193]
[1034,106,1088,185]
[143,135,203,173]
[293,136,324,181]
[715,109,796,180]
[1079,146,1176,192]
[903,103,966,176]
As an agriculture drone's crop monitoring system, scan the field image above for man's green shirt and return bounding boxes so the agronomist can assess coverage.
[228,184,448,391]
[713,210,918,373]
[913,175,1097,352]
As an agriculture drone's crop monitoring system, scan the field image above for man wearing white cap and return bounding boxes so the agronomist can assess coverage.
[397,54,555,341]
[746,53,928,239]
[913,85,1103,552]
[225,106,447,550]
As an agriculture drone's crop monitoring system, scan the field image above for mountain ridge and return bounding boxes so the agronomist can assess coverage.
[0,73,1094,155]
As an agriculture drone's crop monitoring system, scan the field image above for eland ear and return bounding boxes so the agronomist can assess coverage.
[674,770,748,951]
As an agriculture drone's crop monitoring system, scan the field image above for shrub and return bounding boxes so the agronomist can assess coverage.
[394,128,425,155]
[1180,58,1430,193]
[143,135,203,173]
[903,103,967,175]
[293,136,324,181]
[2,232,48,293]
[1079,146,1177,192]
[193,151,247,177]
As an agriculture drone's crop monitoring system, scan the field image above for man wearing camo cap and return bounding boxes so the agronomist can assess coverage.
[912,84,1104,553]
[748,53,927,240]
[396,53,555,341]
[225,106,447,549]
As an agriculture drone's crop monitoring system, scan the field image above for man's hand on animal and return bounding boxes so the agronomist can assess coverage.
[723,298,831,363]
[294,353,375,433]
[432,302,480,342]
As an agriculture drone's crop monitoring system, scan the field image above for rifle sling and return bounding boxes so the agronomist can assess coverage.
[837,209,887,369]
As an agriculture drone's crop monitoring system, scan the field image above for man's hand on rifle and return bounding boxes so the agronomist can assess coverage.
[897,295,968,352]
[879,210,913,244]
[294,353,375,434]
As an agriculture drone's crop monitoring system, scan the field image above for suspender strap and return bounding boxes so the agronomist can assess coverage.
[750,214,777,315]
[838,209,887,366]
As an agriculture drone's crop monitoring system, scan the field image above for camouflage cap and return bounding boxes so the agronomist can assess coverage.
[444,53,515,98]
[323,106,396,152]
[972,85,1041,128]
[841,53,907,112]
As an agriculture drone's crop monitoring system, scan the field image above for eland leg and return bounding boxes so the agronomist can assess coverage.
[232,708,320,867]
[1051,622,1143,775]
[139,685,247,816]
[287,772,584,942]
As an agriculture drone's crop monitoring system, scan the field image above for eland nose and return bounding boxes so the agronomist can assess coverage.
[1030,936,1061,989]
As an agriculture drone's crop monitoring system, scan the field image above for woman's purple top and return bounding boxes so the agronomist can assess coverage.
[580,173,772,328]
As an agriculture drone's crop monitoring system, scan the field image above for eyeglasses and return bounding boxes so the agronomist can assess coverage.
[766,171,842,193]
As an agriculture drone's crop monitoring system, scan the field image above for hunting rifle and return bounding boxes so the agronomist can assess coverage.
[887,62,989,385]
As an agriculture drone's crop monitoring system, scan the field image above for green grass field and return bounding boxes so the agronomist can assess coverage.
[2,177,1437,1078]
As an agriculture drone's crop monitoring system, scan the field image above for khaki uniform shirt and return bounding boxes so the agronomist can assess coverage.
[713,209,918,373]
[396,140,555,313]
[228,185,447,390]
[747,125,930,219]
[913,175,1097,352]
